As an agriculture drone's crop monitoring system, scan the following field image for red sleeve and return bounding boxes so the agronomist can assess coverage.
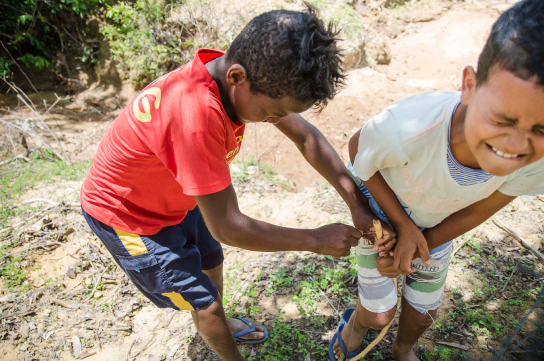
[155,98,232,196]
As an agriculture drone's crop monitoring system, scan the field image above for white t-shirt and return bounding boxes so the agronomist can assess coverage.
[352,91,544,228]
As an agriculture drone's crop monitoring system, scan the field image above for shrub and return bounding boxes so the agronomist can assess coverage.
[0,0,108,76]
[100,0,230,88]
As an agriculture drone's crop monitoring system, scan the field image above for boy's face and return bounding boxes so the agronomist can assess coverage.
[232,87,309,124]
[225,63,310,124]
[461,67,544,176]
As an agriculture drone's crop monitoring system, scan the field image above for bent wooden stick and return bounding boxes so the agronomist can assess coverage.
[373,219,383,239]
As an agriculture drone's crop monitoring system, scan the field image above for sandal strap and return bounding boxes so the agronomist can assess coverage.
[336,323,350,357]
[231,317,257,338]
[336,322,362,358]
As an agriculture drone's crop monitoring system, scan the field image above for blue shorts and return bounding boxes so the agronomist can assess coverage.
[82,206,223,311]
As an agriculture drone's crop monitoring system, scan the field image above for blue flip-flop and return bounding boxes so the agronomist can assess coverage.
[329,308,362,360]
[232,317,268,344]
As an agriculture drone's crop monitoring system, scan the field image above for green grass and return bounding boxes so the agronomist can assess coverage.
[0,151,90,292]
[255,314,328,360]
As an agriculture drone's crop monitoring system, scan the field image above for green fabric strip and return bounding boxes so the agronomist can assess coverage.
[406,275,448,293]
[356,252,378,270]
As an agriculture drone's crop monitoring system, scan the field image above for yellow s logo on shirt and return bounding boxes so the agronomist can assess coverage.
[133,87,162,122]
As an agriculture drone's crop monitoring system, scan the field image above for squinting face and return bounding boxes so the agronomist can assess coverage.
[462,68,544,176]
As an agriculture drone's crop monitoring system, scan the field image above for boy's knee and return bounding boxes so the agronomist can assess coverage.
[411,309,436,328]
[191,299,224,327]
[365,307,396,330]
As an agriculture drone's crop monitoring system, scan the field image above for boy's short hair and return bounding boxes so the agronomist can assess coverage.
[226,6,345,110]
[477,0,544,87]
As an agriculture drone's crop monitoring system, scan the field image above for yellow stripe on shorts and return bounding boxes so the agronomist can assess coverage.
[114,228,148,256]
[162,292,194,311]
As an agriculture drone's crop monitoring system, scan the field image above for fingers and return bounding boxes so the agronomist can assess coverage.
[418,240,431,266]
[373,230,396,252]
[378,237,397,253]
[342,224,361,248]
[399,258,416,274]
[393,252,414,275]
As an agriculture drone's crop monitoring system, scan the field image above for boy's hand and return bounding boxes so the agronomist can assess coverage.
[376,254,398,278]
[392,224,431,274]
[311,224,361,257]
[371,222,397,254]
[351,210,397,253]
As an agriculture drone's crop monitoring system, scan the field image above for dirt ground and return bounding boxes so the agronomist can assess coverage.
[1,1,543,361]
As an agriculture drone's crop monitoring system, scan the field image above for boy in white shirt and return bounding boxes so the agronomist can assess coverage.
[330,0,544,360]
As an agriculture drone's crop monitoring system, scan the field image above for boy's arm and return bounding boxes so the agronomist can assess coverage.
[377,190,516,277]
[274,114,395,242]
[423,190,515,250]
[362,170,432,273]
[347,129,430,274]
[195,184,361,256]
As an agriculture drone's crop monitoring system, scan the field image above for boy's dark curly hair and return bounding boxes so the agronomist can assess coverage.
[226,5,345,110]
[477,0,544,87]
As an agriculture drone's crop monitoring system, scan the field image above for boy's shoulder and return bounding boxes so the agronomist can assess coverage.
[375,91,460,142]
[385,91,459,123]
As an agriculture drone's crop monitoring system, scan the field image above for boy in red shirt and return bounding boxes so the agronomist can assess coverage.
[81,7,390,360]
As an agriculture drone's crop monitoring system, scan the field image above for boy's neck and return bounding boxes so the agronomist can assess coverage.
[450,103,481,169]
[205,56,237,121]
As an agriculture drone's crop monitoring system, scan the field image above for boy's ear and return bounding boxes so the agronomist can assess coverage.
[226,64,248,86]
[461,66,477,105]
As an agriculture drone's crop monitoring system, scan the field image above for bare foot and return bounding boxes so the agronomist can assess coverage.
[391,342,420,361]
[332,314,368,361]
[227,317,265,341]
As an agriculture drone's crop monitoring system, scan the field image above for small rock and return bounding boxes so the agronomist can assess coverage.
[19,321,29,339]
[245,166,257,175]
[250,350,257,358]
[230,165,242,174]
[0,293,17,302]
[365,35,392,65]
[385,22,404,39]
[43,308,51,317]
[20,261,28,268]
[305,352,311,361]
[71,335,82,357]
[65,266,77,279]
[104,98,118,110]
[93,291,103,299]
[28,322,36,331]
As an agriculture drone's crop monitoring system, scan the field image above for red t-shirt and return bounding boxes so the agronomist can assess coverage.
[81,49,245,235]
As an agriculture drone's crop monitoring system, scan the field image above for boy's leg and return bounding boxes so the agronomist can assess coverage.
[391,240,453,361]
[81,208,258,361]
[391,297,437,361]
[202,263,265,340]
[332,300,396,360]
[332,234,398,360]
[190,299,246,361]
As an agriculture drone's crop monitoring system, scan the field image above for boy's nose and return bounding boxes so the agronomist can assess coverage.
[503,131,531,154]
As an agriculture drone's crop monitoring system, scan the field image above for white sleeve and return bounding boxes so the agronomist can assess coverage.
[352,109,409,181]
[498,160,544,196]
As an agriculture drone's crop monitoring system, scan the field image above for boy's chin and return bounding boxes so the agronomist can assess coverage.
[478,157,526,177]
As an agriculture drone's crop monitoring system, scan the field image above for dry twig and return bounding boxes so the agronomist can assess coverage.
[493,218,544,265]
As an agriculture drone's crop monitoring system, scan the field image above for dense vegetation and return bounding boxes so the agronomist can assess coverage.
[0,0,108,77]
[0,0,365,89]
